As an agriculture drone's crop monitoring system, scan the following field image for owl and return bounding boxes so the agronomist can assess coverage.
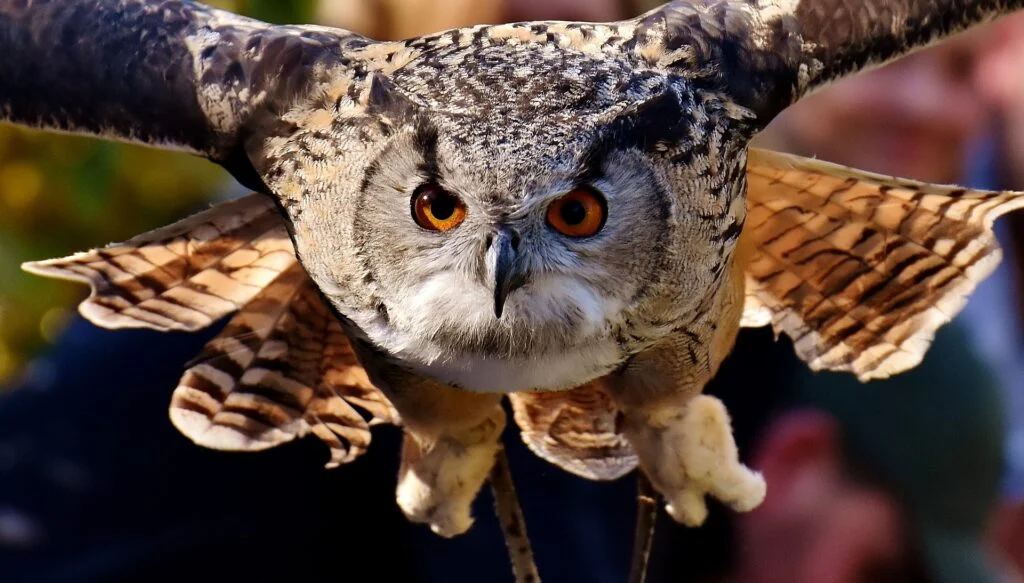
[4,0,1024,542]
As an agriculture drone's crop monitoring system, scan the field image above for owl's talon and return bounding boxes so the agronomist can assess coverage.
[665,488,708,527]
[396,456,478,537]
[427,504,474,538]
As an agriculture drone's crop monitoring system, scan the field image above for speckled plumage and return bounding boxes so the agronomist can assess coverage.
[6,0,1024,539]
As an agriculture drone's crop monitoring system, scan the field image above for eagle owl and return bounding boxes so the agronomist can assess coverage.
[3,0,1024,538]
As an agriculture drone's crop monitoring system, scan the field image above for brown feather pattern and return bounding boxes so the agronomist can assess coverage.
[22,194,294,332]
[509,384,636,481]
[170,261,398,468]
[742,148,1024,380]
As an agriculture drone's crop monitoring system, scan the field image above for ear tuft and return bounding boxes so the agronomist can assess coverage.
[362,73,420,121]
[628,0,1024,128]
[601,87,689,153]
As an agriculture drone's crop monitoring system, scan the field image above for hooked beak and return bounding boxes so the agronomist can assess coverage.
[489,226,527,318]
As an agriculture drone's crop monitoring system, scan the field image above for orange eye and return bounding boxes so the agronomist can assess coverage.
[412,183,467,232]
[546,187,607,238]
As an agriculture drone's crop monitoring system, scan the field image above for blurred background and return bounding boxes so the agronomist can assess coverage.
[2,1,1024,582]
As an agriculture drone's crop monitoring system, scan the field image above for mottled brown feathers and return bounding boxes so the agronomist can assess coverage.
[634,0,1024,122]
[742,148,1024,381]
[0,0,366,170]
[170,262,398,467]
[21,190,642,474]
[509,385,637,481]
[5,0,1023,167]
[22,194,294,332]
[22,143,1024,466]
[21,193,396,467]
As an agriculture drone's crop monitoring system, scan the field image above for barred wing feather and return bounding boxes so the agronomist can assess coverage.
[170,262,398,468]
[509,384,636,481]
[742,148,1024,381]
[22,194,294,332]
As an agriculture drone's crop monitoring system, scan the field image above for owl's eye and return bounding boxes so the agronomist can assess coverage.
[412,183,467,232]
[546,187,606,238]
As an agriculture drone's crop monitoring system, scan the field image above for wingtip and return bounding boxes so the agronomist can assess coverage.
[518,431,638,481]
[168,402,299,453]
[21,258,69,278]
[20,260,43,275]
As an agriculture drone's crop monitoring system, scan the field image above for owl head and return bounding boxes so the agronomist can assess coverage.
[261,30,760,392]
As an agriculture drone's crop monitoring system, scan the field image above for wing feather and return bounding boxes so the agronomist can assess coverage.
[170,262,398,468]
[634,0,1024,124]
[23,194,295,332]
[742,147,1024,380]
[0,0,368,162]
[509,384,636,481]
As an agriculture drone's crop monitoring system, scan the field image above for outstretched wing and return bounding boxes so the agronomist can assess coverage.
[0,0,369,176]
[630,0,1024,124]
[24,189,399,466]
[509,384,636,481]
[742,148,1024,381]
[23,194,295,332]
[170,262,399,468]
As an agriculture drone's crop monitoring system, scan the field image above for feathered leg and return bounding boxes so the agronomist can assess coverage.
[614,390,765,526]
[374,366,505,537]
[604,241,765,526]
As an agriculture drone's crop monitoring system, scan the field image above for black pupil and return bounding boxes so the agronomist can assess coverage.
[427,190,456,220]
[560,200,588,225]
